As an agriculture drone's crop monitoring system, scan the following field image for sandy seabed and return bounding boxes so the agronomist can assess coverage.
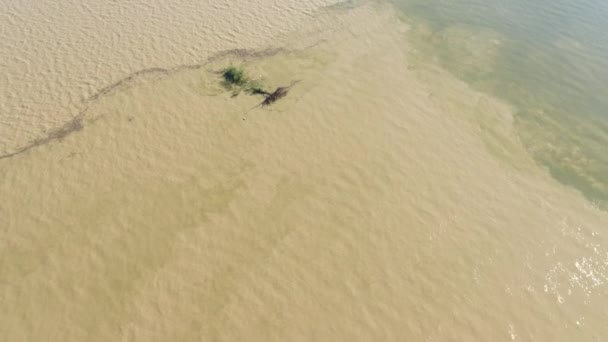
[1,1,607,341]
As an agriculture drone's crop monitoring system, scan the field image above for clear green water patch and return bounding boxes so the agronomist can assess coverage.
[392,0,608,209]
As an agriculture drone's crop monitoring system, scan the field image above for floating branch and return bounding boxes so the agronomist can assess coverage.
[261,81,300,106]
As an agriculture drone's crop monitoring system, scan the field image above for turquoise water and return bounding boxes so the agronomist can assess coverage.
[392,0,608,208]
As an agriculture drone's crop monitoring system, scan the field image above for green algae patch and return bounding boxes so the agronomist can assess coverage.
[220,65,296,106]
[222,66,249,88]
[221,66,270,96]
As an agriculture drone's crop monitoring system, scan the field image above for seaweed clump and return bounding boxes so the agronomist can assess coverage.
[222,66,249,87]
[220,65,296,106]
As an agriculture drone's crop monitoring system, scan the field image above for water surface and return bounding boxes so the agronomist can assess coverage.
[392,0,608,208]
[1,1,607,341]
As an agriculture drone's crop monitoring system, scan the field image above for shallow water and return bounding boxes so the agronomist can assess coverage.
[1,1,608,341]
[392,0,608,209]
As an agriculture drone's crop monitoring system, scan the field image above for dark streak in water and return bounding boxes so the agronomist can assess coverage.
[0,114,85,160]
[0,48,287,161]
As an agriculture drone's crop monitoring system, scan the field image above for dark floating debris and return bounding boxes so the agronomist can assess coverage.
[220,66,298,107]
[260,80,300,106]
